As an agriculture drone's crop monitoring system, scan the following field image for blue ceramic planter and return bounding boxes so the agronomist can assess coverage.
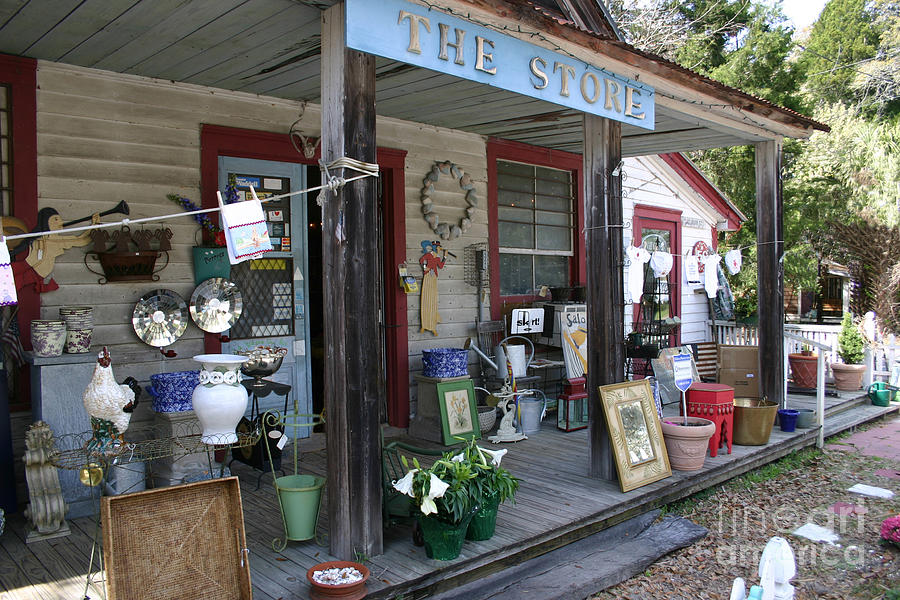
[146,370,200,412]
[422,348,468,378]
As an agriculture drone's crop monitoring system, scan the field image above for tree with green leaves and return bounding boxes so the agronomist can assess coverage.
[798,0,881,109]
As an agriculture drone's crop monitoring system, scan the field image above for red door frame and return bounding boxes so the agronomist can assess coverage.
[632,204,682,345]
[200,125,410,426]
[486,138,584,320]
[1,55,37,409]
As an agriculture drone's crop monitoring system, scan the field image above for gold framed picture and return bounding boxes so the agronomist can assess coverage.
[598,380,671,492]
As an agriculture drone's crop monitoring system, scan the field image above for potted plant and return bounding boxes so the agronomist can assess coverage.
[788,343,818,389]
[392,451,479,560]
[659,381,717,471]
[453,438,519,541]
[831,312,867,391]
[660,416,716,471]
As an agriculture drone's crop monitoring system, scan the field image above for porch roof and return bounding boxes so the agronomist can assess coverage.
[0,0,826,157]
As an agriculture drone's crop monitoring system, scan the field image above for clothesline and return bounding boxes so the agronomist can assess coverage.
[1,158,379,243]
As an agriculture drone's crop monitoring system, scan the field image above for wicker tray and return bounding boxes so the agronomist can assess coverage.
[101,477,251,600]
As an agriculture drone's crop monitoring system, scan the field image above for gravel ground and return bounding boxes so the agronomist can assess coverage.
[591,424,900,600]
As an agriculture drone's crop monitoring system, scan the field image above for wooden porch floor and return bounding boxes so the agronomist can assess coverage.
[1,390,896,600]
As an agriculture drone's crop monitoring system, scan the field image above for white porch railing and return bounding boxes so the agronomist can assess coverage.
[784,332,828,449]
[711,320,841,363]
[867,341,900,384]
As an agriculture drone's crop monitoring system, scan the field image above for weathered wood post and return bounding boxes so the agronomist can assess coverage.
[320,2,383,559]
[756,139,785,407]
[584,115,624,480]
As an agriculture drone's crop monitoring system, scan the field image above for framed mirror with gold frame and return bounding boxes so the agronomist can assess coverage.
[598,380,671,492]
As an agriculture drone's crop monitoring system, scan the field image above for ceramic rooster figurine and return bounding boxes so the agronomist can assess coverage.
[83,347,141,456]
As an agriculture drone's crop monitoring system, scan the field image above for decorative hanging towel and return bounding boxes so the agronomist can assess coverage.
[725,248,742,275]
[218,187,273,265]
[684,255,702,288]
[626,245,651,304]
[650,251,673,278]
[0,239,17,306]
[701,253,722,299]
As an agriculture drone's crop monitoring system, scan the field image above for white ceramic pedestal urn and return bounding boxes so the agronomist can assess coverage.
[191,354,249,445]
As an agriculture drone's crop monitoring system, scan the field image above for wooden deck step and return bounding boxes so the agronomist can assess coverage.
[823,402,899,437]
[824,393,871,417]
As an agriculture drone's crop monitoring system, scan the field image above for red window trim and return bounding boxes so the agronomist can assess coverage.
[632,204,682,345]
[200,125,411,426]
[487,138,584,320]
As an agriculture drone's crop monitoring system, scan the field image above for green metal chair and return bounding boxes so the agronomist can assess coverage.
[381,438,444,528]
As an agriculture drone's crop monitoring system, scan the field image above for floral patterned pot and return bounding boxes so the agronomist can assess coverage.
[147,370,200,412]
[31,320,66,357]
[422,348,468,378]
[191,354,249,444]
[64,328,93,353]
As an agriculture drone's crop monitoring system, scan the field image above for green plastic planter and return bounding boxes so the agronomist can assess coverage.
[466,495,500,541]
[417,510,476,560]
[192,246,231,284]
[275,474,324,541]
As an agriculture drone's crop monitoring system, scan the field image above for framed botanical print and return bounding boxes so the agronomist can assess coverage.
[435,379,481,445]
[598,380,672,492]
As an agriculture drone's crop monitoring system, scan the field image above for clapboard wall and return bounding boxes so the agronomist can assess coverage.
[28,62,725,426]
[32,61,488,419]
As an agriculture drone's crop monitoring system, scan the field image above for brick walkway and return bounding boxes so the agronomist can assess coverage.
[826,415,900,462]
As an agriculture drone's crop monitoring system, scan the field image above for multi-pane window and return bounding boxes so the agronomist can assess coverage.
[497,160,574,296]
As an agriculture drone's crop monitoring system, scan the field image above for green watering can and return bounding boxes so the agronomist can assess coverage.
[866,382,893,407]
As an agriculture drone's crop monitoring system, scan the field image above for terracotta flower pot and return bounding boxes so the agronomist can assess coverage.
[306,561,370,600]
[831,363,866,391]
[661,416,716,471]
[788,352,818,389]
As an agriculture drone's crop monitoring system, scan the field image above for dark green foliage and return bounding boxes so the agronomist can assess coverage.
[455,437,519,506]
[798,0,881,108]
[398,438,519,525]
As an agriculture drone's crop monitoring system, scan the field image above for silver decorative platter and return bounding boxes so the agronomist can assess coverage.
[190,278,243,334]
[132,289,189,347]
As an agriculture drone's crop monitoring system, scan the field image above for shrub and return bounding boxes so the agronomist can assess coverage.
[837,312,865,364]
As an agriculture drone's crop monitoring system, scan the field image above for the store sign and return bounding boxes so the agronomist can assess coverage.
[345,0,655,130]
[510,308,544,334]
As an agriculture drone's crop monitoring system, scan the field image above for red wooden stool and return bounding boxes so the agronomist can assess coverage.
[686,382,734,457]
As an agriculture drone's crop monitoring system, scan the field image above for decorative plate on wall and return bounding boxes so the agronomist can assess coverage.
[132,289,189,347]
[190,278,243,333]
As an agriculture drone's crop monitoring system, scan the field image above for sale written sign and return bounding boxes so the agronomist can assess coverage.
[345,0,655,130]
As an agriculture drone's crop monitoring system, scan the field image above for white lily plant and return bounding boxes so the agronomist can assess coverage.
[392,438,518,523]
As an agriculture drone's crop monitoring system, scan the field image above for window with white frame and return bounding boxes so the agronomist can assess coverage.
[497,160,575,296]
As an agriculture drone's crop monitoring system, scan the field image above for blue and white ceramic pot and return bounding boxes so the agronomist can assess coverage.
[422,348,468,378]
[147,370,200,412]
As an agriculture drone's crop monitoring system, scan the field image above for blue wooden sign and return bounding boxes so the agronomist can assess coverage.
[672,354,694,393]
[345,0,655,130]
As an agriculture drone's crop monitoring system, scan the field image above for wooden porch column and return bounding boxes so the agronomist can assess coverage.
[756,139,785,407]
[584,115,624,480]
[320,2,382,559]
